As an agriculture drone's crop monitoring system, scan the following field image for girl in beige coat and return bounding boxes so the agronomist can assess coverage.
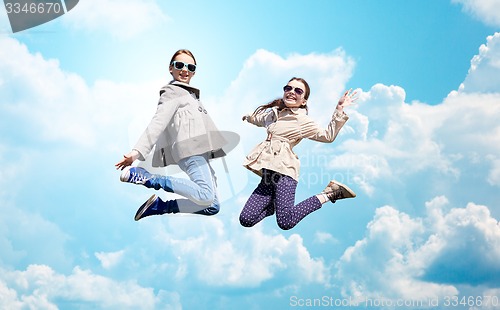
[240,77,357,230]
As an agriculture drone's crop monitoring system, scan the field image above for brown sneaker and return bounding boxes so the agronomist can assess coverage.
[322,180,356,203]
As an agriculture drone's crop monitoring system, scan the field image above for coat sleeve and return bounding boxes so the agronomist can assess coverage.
[245,109,276,127]
[300,109,349,143]
[133,87,180,161]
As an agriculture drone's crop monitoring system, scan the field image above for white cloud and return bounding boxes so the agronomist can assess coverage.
[472,288,500,310]
[326,33,500,194]
[64,0,169,39]
[336,196,500,303]
[0,281,23,310]
[326,87,456,195]
[0,36,161,149]
[95,250,125,269]
[423,200,500,286]
[488,156,500,186]
[0,198,72,269]
[459,32,500,93]
[0,265,181,310]
[142,213,330,288]
[314,231,339,245]
[452,0,500,27]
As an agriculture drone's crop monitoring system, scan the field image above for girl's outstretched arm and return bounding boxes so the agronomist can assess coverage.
[242,109,276,128]
[302,89,357,143]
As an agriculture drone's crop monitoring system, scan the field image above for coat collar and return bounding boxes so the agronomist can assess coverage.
[169,80,200,98]
[273,106,307,116]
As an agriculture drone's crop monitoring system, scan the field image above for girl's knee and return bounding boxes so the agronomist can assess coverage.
[192,188,215,206]
[239,214,255,228]
[277,221,294,230]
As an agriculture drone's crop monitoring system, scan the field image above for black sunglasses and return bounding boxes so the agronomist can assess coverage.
[171,61,196,72]
[283,85,304,96]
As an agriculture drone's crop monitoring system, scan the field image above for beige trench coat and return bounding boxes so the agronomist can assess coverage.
[243,106,348,181]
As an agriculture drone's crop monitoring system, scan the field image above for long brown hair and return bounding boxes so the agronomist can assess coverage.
[250,77,310,116]
[169,49,197,65]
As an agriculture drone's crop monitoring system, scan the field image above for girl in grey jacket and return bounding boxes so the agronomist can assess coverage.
[115,49,227,220]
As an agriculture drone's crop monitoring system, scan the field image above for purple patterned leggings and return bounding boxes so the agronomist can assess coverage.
[239,169,322,230]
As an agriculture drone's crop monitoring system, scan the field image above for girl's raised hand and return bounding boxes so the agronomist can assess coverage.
[337,89,358,111]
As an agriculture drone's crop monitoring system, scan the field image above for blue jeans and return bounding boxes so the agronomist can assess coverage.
[148,154,220,215]
[176,154,219,215]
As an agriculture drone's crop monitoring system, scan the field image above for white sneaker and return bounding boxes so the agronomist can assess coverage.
[322,180,356,203]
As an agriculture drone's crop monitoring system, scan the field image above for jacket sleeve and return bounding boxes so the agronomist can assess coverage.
[245,109,276,127]
[133,87,180,160]
[300,109,349,143]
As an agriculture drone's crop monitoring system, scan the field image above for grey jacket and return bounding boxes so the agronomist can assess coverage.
[133,81,227,167]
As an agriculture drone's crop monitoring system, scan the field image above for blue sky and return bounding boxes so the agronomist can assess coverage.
[1,0,500,309]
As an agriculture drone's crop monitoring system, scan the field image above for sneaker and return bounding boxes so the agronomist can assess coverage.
[120,166,152,184]
[134,194,158,221]
[322,180,356,203]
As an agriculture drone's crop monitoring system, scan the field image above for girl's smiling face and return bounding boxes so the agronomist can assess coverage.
[282,79,307,108]
[169,53,196,84]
